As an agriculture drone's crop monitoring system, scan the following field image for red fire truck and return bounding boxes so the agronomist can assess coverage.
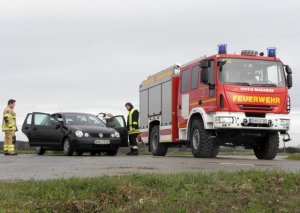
[139,45,292,160]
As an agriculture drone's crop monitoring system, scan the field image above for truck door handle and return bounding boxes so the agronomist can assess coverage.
[32,127,37,131]
[179,105,182,109]
[24,127,30,130]
[198,100,202,105]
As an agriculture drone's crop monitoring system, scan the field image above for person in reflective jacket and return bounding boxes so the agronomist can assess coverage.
[125,102,140,155]
[2,99,18,155]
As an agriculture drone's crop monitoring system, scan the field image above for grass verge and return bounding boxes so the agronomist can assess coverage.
[0,171,299,212]
[287,153,300,160]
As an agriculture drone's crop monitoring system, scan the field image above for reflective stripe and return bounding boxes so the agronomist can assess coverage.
[133,122,138,125]
[7,144,15,152]
[3,145,8,151]
[4,114,13,118]
[132,146,138,149]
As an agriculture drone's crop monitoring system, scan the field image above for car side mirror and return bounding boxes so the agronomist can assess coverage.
[201,69,209,84]
[287,74,293,89]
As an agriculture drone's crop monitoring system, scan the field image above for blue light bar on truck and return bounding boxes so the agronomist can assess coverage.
[267,47,276,57]
[218,44,227,54]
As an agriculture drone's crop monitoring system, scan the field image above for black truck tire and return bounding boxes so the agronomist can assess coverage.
[254,131,279,160]
[63,138,73,156]
[190,118,219,158]
[36,146,45,155]
[150,126,168,156]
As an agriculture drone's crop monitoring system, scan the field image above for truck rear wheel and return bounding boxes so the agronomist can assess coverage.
[253,132,279,160]
[150,126,168,156]
[190,119,219,158]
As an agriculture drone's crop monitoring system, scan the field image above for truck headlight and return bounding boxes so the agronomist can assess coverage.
[215,116,234,124]
[75,130,83,137]
[84,133,89,137]
[280,119,290,128]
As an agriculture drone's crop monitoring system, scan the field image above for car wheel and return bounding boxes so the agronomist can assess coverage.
[63,138,73,156]
[107,149,119,156]
[90,151,97,156]
[76,151,83,156]
[36,146,46,155]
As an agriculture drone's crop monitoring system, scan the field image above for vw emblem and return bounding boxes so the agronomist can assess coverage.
[99,133,103,138]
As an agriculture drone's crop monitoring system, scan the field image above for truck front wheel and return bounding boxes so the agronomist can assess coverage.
[191,119,219,158]
[253,131,279,160]
[150,126,168,156]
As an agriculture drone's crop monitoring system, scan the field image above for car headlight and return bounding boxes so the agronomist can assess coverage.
[84,133,89,137]
[215,116,234,124]
[114,131,120,138]
[75,130,83,137]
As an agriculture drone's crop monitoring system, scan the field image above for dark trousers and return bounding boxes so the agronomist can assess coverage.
[129,134,138,149]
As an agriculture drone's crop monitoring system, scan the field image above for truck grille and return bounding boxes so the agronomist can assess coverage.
[239,105,273,111]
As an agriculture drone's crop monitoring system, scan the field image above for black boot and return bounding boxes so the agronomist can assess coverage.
[128,149,138,156]
[126,149,133,155]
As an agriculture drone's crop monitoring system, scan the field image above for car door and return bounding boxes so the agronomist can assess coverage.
[22,113,33,141]
[24,112,62,147]
[106,115,128,147]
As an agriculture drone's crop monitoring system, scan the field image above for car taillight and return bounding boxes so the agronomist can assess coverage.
[287,96,291,112]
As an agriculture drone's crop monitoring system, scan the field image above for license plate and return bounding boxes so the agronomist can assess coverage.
[94,140,110,145]
[249,118,268,124]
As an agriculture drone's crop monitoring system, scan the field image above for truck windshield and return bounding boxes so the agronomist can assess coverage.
[218,58,286,87]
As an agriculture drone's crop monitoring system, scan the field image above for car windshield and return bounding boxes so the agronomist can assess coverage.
[218,58,286,87]
[63,113,106,127]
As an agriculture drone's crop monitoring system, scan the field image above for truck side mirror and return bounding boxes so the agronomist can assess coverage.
[200,60,210,69]
[287,74,292,89]
[201,69,209,84]
[285,65,292,74]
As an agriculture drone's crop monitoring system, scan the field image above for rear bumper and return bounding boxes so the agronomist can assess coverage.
[213,112,290,131]
[71,137,120,151]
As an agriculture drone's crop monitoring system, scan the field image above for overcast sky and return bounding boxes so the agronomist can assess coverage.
[0,0,299,146]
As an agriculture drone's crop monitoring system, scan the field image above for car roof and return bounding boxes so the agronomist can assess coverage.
[54,112,95,116]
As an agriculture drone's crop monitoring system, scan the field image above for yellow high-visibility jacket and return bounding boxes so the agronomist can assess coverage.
[2,107,17,132]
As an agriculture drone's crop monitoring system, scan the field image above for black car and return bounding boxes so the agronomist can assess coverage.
[22,112,128,156]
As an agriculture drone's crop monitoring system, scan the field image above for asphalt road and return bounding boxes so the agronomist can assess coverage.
[0,154,299,181]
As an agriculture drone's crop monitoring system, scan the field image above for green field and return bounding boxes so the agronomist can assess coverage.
[287,153,300,160]
[0,171,299,212]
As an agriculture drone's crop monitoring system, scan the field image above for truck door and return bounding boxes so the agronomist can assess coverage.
[178,68,191,128]
[106,115,128,147]
[25,112,62,147]
[199,59,217,112]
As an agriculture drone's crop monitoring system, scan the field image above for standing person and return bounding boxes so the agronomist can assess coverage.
[125,102,140,155]
[2,99,18,155]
